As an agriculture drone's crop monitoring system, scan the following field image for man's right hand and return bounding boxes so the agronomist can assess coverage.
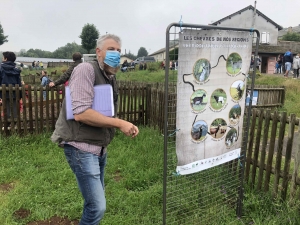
[49,82,55,87]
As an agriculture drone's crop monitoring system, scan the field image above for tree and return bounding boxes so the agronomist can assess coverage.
[52,42,87,59]
[281,32,300,42]
[0,23,8,46]
[79,23,99,53]
[123,51,136,60]
[169,47,178,61]
[137,47,148,58]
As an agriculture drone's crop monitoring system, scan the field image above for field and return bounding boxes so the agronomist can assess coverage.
[1,69,300,224]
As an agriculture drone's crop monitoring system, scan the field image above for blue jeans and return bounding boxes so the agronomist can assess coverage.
[64,144,107,225]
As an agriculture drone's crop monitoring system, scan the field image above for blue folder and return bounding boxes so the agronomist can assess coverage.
[65,84,114,120]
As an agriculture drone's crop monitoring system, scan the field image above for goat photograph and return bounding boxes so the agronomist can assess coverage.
[226,52,242,75]
[228,104,241,125]
[210,88,227,110]
[191,120,208,142]
[193,58,211,82]
[208,118,227,139]
[190,89,208,112]
[230,80,245,101]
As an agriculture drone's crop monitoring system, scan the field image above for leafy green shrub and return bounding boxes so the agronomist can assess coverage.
[147,62,160,72]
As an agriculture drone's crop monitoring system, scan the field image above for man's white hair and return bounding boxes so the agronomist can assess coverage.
[97,34,122,49]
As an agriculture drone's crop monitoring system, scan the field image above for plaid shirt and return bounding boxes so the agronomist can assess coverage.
[62,62,108,156]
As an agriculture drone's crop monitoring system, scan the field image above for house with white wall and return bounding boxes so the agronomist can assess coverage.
[149,4,300,74]
[210,4,284,74]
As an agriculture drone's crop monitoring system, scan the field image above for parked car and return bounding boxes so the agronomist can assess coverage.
[133,56,155,65]
[15,61,28,69]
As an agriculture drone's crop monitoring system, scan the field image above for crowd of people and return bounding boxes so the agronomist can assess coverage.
[274,49,300,79]
[31,60,44,69]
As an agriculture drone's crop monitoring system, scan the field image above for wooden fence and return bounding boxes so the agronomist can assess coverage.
[1,83,299,201]
[47,62,73,68]
[247,85,285,108]
[244,109,300,201]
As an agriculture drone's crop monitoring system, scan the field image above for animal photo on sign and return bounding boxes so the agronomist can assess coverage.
[210,88,227,110]
[225,127,238,147]
[193,58,211,82]
[226,52,242,75]
[208,118,227,139]
[230,80,245,101]
[190,89,208,112]
[228,104,241,125]
[191,120,208,142]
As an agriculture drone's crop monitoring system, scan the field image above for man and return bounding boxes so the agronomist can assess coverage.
[51,34,139,225]
[284,49,293,78]
[49,52,82,87]
[120,59,128,72]
[0,51,22,129]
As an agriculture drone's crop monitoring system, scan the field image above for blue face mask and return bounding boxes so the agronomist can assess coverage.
[104,50,120,68]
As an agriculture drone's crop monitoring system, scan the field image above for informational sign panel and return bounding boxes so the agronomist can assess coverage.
[176,29,252,175]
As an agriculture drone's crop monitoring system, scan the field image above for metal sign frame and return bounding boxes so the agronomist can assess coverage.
[163,23,260,224]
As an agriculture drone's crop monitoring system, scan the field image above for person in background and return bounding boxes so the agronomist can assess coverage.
[139,62,143,70]
[39,61,43,69]
[255,56,261,70]
[292,54,300,79]
[49,52,82,87]
[36,61,40,70]
[0,51,22,129]
[276,54,282,74]
[32,61,35,69]
[40,70,51,100]
[51,34,139,225]
[121,59,129,72]
[284,49,293,78]
[143,62,147,70]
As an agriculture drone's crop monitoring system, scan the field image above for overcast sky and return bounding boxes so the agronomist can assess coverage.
[0,0,298,56]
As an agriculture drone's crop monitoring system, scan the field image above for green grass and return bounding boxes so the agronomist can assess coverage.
[1,129,300,224]
[254,74,300,117]
[1,71,300,224]
[0,128,164,224]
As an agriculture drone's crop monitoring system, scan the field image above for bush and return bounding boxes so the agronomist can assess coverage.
[147,62,160,72]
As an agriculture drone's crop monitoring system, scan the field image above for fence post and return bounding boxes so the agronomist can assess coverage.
[290,119,300,202]
[281,114,296,200]
[245,108,257,184]
[264,111,279,192]
[273,111,287,198]
[257,109,271,190]
[145,84,151,126]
